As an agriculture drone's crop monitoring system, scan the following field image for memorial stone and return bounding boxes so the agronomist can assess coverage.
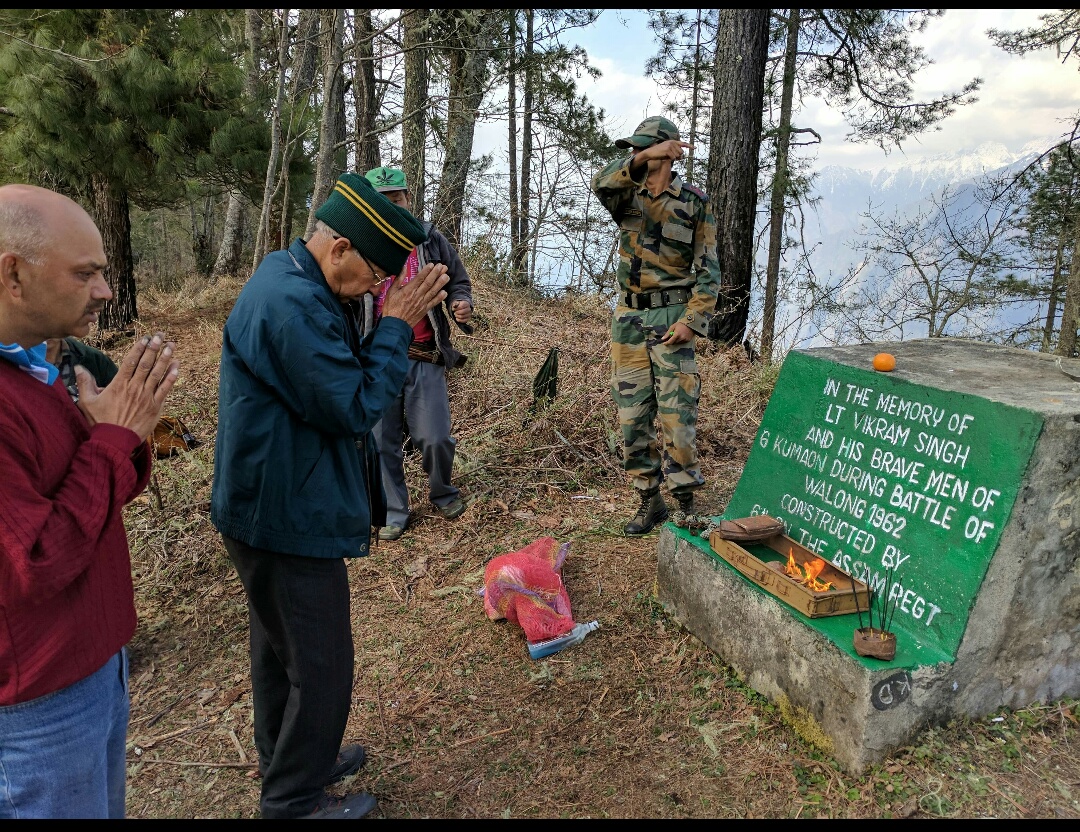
[657,338,1080,772]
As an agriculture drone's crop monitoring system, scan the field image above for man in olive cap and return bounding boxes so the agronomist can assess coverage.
[211,173,450,819]
[591,116,721,535]
[363,165,474,541]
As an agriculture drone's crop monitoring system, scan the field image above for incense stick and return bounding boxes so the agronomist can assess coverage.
[886,571,901,635]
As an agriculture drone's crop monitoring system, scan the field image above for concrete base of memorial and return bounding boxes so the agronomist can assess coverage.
[656,338,1080,774]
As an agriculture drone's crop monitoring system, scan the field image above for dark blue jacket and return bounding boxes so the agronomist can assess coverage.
[210,239,413,558]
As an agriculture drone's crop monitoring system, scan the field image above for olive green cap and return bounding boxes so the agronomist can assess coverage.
[314,172,427,275]
[364,166,408,193]
[614,116,681,149]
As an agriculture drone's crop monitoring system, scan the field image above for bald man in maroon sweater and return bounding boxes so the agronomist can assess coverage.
[0,184,180,819]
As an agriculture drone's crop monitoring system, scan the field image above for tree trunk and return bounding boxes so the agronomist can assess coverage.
[279,172,293,247]
[289,9,321,106]
[508,12,520,280]
[761,9,800,363]
[190,191,215,278]
[306,8,346,236]
[1043,228,1067,351]
[685,8,704,186]
[353,8,380,173]
[91,174,137,331]
[274,9,319,247]
[402,9,429,217]
[213,194,246,278]
[253,9,291,271]
[213,8,262,279]
[706,8,769,348]
[432,11,493,249]
[1057,215,1080,357]
[512,9,534,284]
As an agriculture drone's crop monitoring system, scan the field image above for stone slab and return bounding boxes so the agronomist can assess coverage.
[656,338,1080,773]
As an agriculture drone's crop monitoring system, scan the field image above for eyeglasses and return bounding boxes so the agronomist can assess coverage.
[323,226,392,286]
[361,253,392,287]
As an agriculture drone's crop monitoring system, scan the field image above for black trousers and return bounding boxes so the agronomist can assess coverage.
[223,536,354,819]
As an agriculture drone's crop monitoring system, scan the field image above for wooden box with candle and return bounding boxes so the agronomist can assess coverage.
[708,523,870,619]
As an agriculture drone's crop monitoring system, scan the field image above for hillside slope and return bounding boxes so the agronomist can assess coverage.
[98,269,1077,819]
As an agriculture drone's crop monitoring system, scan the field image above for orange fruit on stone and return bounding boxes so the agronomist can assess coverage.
[872,353,896,372]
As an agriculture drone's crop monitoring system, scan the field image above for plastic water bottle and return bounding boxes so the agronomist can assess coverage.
[527,620,600,660]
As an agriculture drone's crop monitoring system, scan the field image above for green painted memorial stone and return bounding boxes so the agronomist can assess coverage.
[712,351,1043,665]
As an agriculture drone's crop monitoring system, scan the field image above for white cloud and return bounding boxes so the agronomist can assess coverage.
[559,8,1080,173]
[584,56,663,138]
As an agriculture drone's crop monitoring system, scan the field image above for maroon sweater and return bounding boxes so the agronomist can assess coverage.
[0,359,150,705]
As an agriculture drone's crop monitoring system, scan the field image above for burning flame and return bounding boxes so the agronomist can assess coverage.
[784,548,834,592]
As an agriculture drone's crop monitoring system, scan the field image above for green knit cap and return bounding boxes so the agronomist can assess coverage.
[314,172,427,275]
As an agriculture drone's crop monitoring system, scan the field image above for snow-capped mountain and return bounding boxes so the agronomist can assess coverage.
[811,140,1046,234]
[768,138,1056,351]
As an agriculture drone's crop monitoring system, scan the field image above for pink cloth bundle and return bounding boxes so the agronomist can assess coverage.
[481,537,576,643]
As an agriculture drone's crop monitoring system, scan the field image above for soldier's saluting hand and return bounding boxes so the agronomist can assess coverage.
[632,139,694,169]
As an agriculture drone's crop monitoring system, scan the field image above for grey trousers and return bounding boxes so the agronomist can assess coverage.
[373,358,460,528]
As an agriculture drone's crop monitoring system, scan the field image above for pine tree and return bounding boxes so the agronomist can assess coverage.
[402,9,430,218]
[429,10,501,250]
[305,8,347,238]
[353,9,381,175]
[989,10,1080,355]
[503,9,609,287]
[706,9,770,349]
[645,10,719,186]
[989,10,1080,62]
[0,9,252,329]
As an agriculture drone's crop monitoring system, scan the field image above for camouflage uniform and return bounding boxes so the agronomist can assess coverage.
[591,117,721,498]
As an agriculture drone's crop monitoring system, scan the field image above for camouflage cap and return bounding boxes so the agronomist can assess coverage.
[614,116,681,149]
[364,166,408,193]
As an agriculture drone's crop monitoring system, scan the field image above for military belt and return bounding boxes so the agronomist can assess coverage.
[622,288,691,310]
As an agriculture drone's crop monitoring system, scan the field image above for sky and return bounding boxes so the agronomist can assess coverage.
[551,9,1080,172]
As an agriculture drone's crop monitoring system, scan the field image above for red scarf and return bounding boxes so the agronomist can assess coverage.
[374,249,434,343]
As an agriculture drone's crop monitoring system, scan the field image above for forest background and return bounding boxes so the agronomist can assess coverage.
[4,9,1080,362]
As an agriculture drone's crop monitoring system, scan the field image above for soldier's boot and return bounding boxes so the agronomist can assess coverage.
[624,487,668,536]
[671,492,708,531]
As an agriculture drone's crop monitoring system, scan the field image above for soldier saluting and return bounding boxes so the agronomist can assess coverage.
[591,116,721,535]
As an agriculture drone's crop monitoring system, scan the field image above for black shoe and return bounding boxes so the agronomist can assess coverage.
[671,492,708,530]
[434,497,466,520]
[328,744,366,785]
[302,790,378,819]
[623,487,668,535]
[670,492,693,526]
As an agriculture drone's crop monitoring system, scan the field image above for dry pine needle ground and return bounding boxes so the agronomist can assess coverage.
[98,268,1080,819]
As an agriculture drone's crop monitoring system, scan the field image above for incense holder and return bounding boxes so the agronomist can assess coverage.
[853,627,896,661]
